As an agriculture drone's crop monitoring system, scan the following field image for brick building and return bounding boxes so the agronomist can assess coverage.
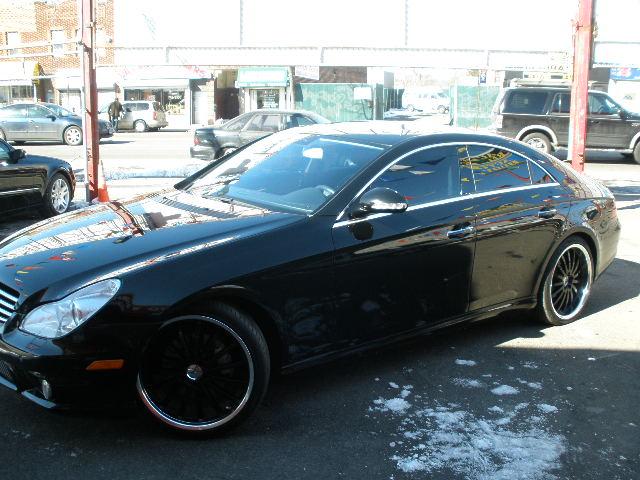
[0,0,113,107]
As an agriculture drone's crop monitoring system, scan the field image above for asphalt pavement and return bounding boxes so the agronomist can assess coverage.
[0,133,638,480]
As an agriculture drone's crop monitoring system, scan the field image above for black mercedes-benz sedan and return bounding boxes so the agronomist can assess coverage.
[0,139,75,216]
[0,122,620,434]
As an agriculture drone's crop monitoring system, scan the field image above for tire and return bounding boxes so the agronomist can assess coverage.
[40,173,72,217]
[63,125,82,146]
[632,142,640,165]
[134,120,148,133]
[137,301,270,435]
[522,132,552,154]
[535,237,594,326]
[437,105,447,114]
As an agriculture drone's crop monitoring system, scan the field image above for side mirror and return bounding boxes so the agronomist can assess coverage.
[351,187,408,219]
[125,107,131,113]
[47,114,56,121]
[619,110,628,120]
[8,148,26,163]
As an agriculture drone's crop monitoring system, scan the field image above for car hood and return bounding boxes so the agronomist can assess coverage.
[0,189,303,301]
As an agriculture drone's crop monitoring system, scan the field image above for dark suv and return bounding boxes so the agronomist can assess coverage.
[490,87,640,164]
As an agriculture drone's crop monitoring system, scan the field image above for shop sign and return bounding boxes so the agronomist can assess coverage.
[611,67,640,81]
[295,65,320,81]
[236,67,289,87]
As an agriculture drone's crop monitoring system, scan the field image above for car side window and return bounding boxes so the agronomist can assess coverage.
[466,145,532,192]
[294,115,315,127]
[588,94,620,115]
[138,103,150,111]
[503,91,548,114]
[245,114,264,131]
[529,161,555,185]
[0,105,27,117]
[27,105,52,118]
[223,114,251,132]
[0,141,11,160]
[368,145,464,207]
[551,93,571,114]
[261,115,280,132]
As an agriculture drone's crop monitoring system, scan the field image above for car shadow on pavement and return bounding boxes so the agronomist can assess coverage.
[608,183,640,209]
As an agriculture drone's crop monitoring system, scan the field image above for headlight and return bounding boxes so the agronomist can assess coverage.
[20,279,121,339]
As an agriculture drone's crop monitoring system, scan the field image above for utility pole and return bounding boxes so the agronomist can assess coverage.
[79,0,100,201]
[568,0,594,173]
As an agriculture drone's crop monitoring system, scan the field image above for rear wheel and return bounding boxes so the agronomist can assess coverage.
[137,302,270,434]
[536,237,593,326]
[134,120,148,133]
[522,132,552,154]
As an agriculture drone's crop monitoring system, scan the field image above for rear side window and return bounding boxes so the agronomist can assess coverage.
[529,161,555,184]
[551,93,571,114]
[467,146,531,192]
[502,91,548,115]
[0,141,11,161]
[369,145,464,206]
[137,103,149,111]
[0,105,27,117]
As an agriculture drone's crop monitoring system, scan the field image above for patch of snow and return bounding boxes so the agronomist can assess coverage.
[400,389,411,398]
[527,382,543,390]
[537,404,558,414]
[488,406,504,413]
[482,374,492,378]
[455,359,477,366]
[453,378,483,388]
[566,386,573,391]
[507,366,515,370]
[522,361,539,369]
[373,397,411,414]
[375,377,380,381]
[389,382,399,389]
[491,385,520,396]
[588,357,596,361]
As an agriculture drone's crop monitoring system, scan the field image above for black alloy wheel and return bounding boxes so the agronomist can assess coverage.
[537,238,593,325]
[137,303,270,433]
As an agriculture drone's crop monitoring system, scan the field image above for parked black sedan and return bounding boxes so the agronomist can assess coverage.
[0,139,75,217]
[190,109,330,159]
[0,103,114,146]
[0,123,619,434]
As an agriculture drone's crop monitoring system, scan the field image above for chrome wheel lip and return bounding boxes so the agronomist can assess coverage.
[137,315,255,432]
[548,244,592,321]
[50,178,70,213]
[65,127,82,145]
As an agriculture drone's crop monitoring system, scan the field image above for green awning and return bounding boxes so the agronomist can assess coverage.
[236,67,289,87]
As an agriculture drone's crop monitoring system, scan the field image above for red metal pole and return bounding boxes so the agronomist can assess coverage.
[80,0,100,201]
[568,0,594,173]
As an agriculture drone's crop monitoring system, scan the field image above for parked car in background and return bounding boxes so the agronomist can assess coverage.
[0,122,619,434]
[190,109,331,159]
[490,86,640,164]
[0,138,75,216]
[402,89,450,114]
[0,103,113,146]
[99,101,168,132]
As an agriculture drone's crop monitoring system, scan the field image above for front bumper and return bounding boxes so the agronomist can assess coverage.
[0,331,134,410]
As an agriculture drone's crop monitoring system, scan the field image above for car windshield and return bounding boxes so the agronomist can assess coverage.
[47,104,74,117]
[184,131,387,213]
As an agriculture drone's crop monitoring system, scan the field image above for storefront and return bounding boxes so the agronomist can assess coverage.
[235,67,291,112]
[0,61,45,106]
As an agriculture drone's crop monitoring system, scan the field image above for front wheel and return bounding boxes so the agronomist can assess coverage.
[632,142,640,165]
[536,238,593,326]
[137,302,270,434]
[40,173,71,217]
[63,126,82,146]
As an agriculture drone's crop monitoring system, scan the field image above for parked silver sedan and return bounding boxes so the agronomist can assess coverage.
[0,103,114,146]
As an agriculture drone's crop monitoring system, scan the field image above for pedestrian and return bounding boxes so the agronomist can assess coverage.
[107,97,123,132]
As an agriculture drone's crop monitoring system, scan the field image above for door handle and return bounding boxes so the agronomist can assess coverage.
[538,208,557,219]
[447,225,475,239]
[589,120,600,124]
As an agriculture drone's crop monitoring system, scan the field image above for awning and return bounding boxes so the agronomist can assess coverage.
[0,61,39,86]
[236,67,289,87]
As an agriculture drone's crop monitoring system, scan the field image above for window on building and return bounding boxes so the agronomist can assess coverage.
[51,29,65,55]
[368,145,464,206]
[467,145,532,192]
[5,31,19,55]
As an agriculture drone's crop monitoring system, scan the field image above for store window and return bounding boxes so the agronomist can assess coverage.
[6,32,19,55]
[51,29,65,55]
[125,89,184,116]
[255,89,280,109]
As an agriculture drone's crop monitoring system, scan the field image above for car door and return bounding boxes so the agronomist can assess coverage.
[548,92,570,146]
[0,141,37,211]
[331,144,477,345]
[0,105,29,141]
[465,144,570,311]
[26,104,59,140]
[239,113,280,145]
[119,103,135,129]
[586,93,629,148]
